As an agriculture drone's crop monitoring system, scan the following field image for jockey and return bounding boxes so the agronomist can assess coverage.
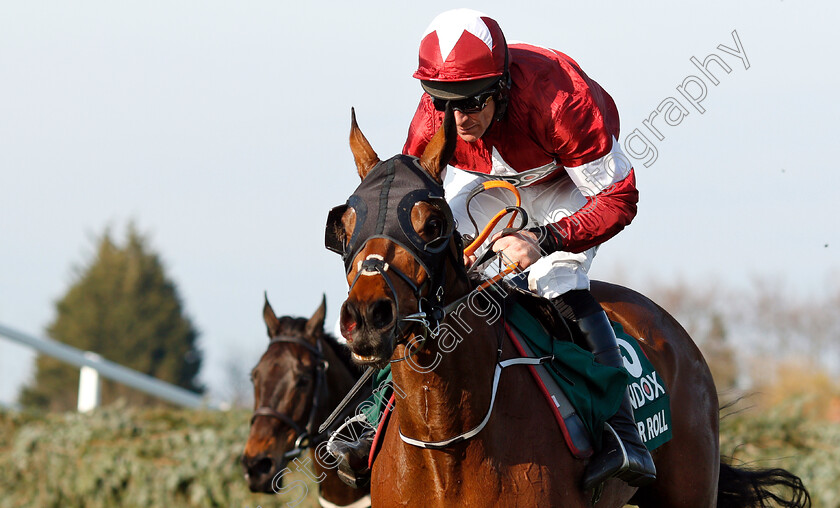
[406,9,655,490]
[330,8,655,491]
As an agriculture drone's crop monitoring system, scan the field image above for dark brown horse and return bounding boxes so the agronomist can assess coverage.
[326,108,810,507]
[242,295,372,508]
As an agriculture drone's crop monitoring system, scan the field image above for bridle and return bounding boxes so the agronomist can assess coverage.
[325,156,531,345]
[319,155,536,443]
[326,157,527,340]
[250,335,328,460]
[325,156,466,344]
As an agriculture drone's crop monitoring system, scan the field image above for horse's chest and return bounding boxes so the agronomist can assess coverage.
[371,434,581,507]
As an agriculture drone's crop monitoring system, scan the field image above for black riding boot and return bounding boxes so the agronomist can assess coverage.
[575,310,657,491]
[327,429,375,489]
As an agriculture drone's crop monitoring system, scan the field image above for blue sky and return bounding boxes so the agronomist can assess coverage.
[1,1,838,406]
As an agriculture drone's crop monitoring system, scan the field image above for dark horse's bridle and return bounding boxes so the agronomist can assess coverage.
[322,153,544,449]
[325,155,464,338]
[325,154,527,339]
[250,335,328,460]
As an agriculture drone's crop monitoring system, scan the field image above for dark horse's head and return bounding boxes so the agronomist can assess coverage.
[325,107,460,368]
[241,294,327,493]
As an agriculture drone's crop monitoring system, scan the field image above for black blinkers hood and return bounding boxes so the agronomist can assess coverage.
[325,155,455,276]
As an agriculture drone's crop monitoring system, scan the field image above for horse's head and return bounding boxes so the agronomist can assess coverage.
[325,108,461,368]
[242,294,327,493]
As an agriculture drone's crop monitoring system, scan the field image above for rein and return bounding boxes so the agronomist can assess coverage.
[400,179,526,336]
[389,181,556,449]
[250,335,328,460]
[322,164,541,447]
[462,180,526,257]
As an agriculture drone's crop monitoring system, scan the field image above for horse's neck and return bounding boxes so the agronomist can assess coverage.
[312,337,371,505]
[391,283,505,444]
[318,337,358,410]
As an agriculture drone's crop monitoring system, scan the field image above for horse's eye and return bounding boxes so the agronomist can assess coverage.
[296,376,311,388]
[424,217,443,238]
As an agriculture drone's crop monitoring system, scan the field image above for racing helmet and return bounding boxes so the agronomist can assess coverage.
[414,9,510,101]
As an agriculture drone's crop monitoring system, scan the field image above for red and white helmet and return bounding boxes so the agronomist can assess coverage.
[414,9,509,99]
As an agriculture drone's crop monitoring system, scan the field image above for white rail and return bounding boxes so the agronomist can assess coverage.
[0,323,213,410]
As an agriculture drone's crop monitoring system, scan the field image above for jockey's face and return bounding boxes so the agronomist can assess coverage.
[454,97,495,143]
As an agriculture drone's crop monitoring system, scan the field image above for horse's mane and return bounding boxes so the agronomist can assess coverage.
[274,315,361,378]
[320,330,364,378]
[453,237,566,338]
[465,272,570,341]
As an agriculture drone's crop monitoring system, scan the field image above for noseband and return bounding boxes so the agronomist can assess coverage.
[250,335,328,460]
[325,155,465,341]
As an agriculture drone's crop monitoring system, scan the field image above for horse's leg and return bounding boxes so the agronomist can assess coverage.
[315,449,372,506]
[370,353,625,506]
[594,283,719,508]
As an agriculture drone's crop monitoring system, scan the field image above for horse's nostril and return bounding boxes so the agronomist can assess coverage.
[370,299,395,330]
[340,301,360,341]
[248,457,274,478]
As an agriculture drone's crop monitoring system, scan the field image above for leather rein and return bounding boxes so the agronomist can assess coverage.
[250,335,328,460]
[319,177,536,443]
[398,179,527,339]
[378,181,557,449]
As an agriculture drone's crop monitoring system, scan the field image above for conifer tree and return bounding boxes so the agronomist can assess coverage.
[19,224,203,410]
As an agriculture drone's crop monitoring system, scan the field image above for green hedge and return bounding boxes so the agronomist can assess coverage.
[0,406,321,508]
[1,397,836,507]
[719,395,840,508]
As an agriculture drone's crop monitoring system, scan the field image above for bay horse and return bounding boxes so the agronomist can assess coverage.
[325,107,810,507]
[242,295,372,508]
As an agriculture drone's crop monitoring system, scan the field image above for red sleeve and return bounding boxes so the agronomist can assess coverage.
[549,54,621,168]
[545,168,639,253]
[542,53,635,253]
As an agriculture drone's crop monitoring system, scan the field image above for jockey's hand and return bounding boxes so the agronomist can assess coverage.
[491,230,542,270]
[463,253,477,267]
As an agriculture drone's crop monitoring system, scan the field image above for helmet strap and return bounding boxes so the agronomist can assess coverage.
[493,72,511,122]
[492,43,511,122]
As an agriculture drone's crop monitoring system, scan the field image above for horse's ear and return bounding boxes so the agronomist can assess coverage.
[304,294,327,342]
[350,108,380,180]
[419,104,456,184]
[263,292,281,338]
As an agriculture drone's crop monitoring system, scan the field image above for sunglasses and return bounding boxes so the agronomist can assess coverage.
[432,88,497,114]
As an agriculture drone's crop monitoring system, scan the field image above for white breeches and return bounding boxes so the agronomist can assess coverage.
[443,167,597,299]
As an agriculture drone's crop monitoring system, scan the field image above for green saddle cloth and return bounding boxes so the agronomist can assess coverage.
[509,301,673,450]
[506,302,627,448]
[361,301,672,451]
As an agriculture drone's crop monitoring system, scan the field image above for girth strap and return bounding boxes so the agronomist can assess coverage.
[398,355,552,450]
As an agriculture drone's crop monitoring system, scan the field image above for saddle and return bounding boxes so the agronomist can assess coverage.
[360,279,673,468]
[505,280,673,455]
